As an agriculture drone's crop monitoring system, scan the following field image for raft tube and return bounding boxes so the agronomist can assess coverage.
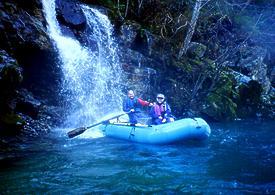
[99,118,211,144]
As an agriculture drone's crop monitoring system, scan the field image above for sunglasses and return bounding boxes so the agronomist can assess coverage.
[157,97,164,99]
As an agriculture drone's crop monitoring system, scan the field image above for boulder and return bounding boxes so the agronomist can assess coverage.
[56,0,86,31]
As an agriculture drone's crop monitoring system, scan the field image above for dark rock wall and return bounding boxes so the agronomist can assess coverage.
[0,0,62,135]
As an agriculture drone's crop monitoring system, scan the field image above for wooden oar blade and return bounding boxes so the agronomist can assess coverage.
[67,127,87,138]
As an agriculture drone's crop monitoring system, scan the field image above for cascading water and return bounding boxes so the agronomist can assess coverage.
[42,0,124,128]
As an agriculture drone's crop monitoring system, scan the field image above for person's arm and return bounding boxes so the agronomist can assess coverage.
[137,98,151,106]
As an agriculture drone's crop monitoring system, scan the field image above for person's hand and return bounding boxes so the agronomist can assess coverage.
[158,116,163,120]
[149,102,154,107]
[130,109,135,113]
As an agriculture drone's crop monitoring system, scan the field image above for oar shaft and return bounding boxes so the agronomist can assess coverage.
[67,112,129,138]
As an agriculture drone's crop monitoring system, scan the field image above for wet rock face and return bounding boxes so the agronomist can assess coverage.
[0,50,57,135]
[0,0,51,53]
[0,0,62,136]
[0,0,61,105]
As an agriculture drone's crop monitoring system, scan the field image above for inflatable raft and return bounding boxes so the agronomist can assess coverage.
[99,118,211,144]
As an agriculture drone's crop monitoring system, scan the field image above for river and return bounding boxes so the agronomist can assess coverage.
[0,121,274,194]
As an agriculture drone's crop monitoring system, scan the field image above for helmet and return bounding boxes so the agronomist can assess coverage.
[156,93,165,103]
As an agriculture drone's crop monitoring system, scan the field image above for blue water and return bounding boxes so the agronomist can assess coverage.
[0,121,274,194]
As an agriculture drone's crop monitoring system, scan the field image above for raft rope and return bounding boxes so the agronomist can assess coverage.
[191,118,201,129]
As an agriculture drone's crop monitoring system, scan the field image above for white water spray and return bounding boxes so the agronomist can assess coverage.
[42,0,124,128]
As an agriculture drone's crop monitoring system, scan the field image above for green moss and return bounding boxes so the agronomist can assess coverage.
[203,73,237,121]
[206,93,237,120]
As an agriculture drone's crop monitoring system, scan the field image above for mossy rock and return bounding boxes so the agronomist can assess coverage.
[202,73,237,121]
[204,92,237,121]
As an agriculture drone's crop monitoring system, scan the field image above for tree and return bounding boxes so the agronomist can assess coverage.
[178,0,202,58]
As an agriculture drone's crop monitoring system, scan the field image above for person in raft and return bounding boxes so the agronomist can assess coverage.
[123,90,153,124]
[150,93,175,125]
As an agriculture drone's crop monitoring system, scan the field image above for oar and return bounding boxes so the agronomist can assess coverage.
[67,112,129,138]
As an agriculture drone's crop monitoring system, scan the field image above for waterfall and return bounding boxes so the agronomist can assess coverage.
[42,0,124,127]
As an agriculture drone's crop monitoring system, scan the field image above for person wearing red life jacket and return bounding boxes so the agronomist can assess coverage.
[150,93,175,125]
